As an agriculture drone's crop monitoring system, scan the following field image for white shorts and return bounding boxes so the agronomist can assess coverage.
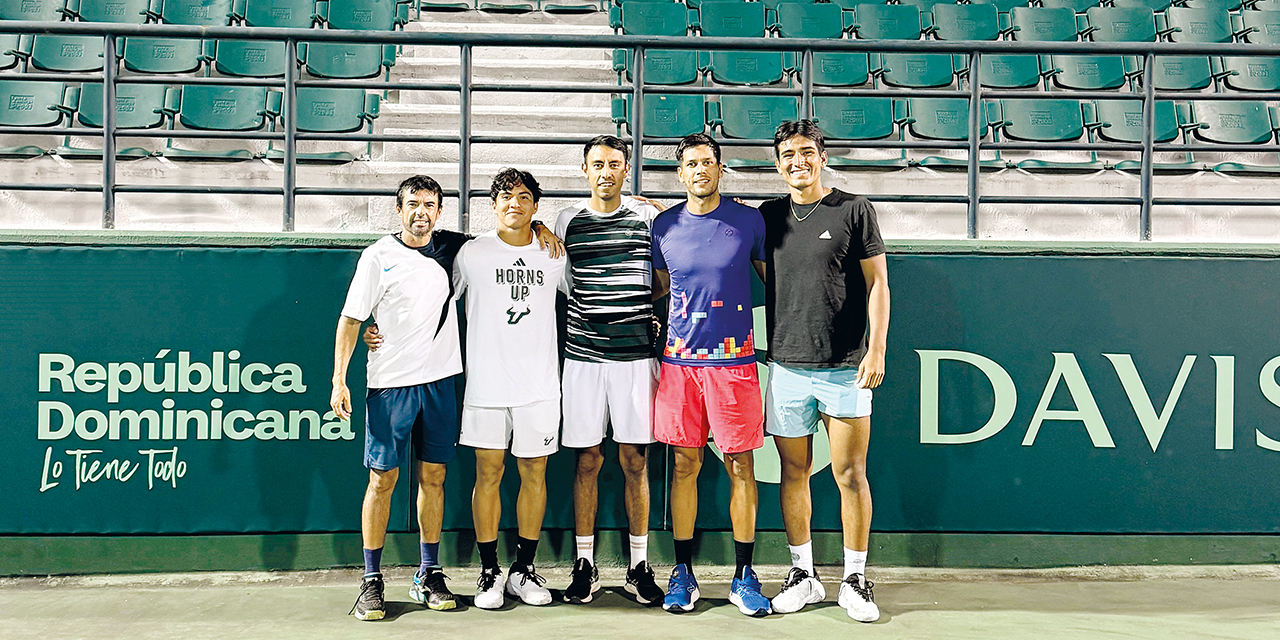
[561,358,659,448]
[459,398,560,458]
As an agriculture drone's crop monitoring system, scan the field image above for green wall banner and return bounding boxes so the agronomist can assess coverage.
[2,247,1278,535]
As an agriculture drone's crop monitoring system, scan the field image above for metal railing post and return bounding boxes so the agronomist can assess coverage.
[283,38,298,232]
[102,34,117,229]
[966,50,982,240]
[631,46,644,196]
[801,48,813,120]
[1140,52,1155,241]
[459,44,472,232]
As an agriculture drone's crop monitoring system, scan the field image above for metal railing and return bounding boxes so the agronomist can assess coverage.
[3,20,1280,238]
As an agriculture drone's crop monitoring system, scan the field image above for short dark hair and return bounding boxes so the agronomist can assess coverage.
[396,175,443,209]
[675,133,721,165]
[583,135,630,163]
[489,168,542,203]
[773,120,827,157]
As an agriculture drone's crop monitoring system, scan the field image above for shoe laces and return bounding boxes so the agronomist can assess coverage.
[631,562,656,583]
[843,573,875,602]
[516,565,547,588]
[423,570,450,592]
[349,576,384,616]
[781,567,812,590]
[477,568,500,592]
[737,570,763,592]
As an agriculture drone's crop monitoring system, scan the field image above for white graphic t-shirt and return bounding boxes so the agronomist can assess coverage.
[453,230,568,408]
[340,233,464,389]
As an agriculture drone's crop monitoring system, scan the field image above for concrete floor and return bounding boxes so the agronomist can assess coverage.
[2,565,1278,640]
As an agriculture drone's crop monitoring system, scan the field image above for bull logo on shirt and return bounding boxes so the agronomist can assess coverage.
[506,306,531,324]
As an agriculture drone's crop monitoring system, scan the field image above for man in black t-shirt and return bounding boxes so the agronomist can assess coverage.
[759,121,890,622]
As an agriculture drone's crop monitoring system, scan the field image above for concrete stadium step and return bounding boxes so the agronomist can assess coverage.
[392,53,616,84]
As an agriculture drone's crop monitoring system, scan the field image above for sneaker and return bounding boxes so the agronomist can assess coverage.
[771,567,826,614]
[837,573,880,622]
[349,574,386,621]
[728,566,772,617]
[563,557,600,604]
[474,567,505,610]
[506,563,553,606]
[662,563,699,613]
[409,568,458,611]
[624,561,665,606]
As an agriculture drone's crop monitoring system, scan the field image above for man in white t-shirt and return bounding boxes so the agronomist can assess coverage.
[334,176,562,622]
[455,168,568,610]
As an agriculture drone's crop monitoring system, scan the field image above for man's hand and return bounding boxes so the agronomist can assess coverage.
[363,323,384,352]
[533,222,565,259]
[632,195,667,211]
[331,381,352,420]
[856,349,885,389]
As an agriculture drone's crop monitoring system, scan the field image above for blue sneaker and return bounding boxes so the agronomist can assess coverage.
[729,566,771,617]
[662,564,700,613]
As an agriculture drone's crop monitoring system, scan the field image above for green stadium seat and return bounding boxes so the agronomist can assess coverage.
[1008,6,1079,42]
[613,2,698,86]
[968,0,1030,13]
[1153,8,1231,92]
[992,98,1106,172]
[712,95,798,168]
[54,82,166,159]
[611,93,706,168]
[262,88,379,163]
[124,0,235,74]
[1181,0,1242,10]
[1184,100,1280,174]
[1043,7,1154,91]
[1093,100,1195,173]
[775,2,869,87]
[543,0,602,14]
[0,0,66,20]
[0,80,74,157]
[304,42,395,78]
[854,4,954,88]
[159,84,269,161]
[813,97,910,168]
[699,2,784,85]
[0,33,18,70]
[934,4,1039,90]
[1039,0,1101,13]
[418,0,473,12]
[324,0,400,28]
[215,0,316,77]
[1222,10,1280,92]
[72,0,150,21]
[898,0,957,14]
[1111,0,1173,11]
[478,0,536,13]
[26,0,147,72]
[905,97,1007,170]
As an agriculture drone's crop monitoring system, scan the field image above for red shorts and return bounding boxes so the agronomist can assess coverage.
[653,362,764,454]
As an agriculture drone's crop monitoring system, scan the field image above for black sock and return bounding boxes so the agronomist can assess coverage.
[673,537,694,570]
[734,540,755,580]
[477,539,499,571]
[515,536,539,569]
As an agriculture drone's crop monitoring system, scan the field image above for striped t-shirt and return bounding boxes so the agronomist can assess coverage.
[554,196,660,362]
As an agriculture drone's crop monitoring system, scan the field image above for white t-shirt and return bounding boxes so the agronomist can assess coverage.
[454,230,568,408]
[340,234,464,389]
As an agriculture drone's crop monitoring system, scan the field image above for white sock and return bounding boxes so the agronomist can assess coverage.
[789,541,814,575]
[629,534,648,568]
[844,548,868,579]
[576,535,594,564]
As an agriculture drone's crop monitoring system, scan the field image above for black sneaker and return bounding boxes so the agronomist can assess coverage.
[349,574,386,621]
[562,557,600,604]
[410,568,458,611]
[624,561,665,606]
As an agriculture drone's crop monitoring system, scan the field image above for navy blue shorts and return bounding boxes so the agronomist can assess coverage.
[364,376,461,470]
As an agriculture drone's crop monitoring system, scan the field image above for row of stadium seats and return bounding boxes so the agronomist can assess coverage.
[0,0,405,78]
[419,0,1271,14]
[614,2,1280,92]
[0,79,378,162]
[613,93,1280,173]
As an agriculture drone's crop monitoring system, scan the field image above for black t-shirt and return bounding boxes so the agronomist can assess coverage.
[761,189,885,369]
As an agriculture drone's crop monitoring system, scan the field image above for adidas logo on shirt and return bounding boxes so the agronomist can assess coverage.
[819,230,832,239]
[513,258,526,266]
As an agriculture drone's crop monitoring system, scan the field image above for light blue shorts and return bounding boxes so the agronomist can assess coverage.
[765,363,873,438]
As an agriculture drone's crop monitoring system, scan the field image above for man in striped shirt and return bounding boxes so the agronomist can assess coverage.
[553,135,665,606]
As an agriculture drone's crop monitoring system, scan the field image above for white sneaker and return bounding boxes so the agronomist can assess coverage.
[837,573,880,622]
[771,567,826,614]
[474,567,505,610]
[506,563,552,606]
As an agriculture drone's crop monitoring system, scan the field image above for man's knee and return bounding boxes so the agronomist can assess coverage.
[368,468,398,494]
[475,453,505,486]
[831,460,868,492]
[575,446,605,478]
[672,448,702,479]
[618,444,648,479]
[723,452,755,482]
[418,462,446,489]
[517,456,548,485]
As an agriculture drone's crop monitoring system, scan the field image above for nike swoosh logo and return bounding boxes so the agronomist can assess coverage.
[383,265,396,272]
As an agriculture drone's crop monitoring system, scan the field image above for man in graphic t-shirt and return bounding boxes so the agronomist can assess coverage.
[554,135,665,605]
[651,133,772,617]
[454,168,568,611]
[760,120,890,623]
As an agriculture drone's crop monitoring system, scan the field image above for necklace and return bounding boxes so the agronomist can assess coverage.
[790,198,822,222]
